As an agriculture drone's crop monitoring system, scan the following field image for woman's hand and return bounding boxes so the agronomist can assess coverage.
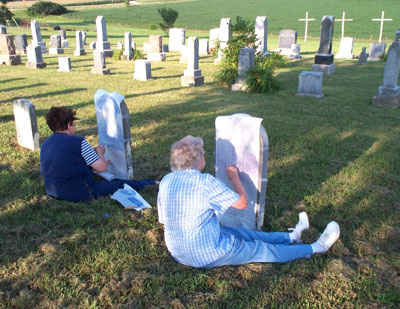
[226,165,239,181]
[96,145,106,155]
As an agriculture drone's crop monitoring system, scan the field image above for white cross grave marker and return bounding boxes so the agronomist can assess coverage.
[336,11,353,38]
[372,11,392,43]
[298,12,315,43]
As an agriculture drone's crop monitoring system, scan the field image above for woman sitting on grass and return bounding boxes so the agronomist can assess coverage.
[157,135,340,268]
[40,106,155,202]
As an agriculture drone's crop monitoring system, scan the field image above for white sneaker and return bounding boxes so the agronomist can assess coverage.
[288,212,309,243]
[316,221,340,253]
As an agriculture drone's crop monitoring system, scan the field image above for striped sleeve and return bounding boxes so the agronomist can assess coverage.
[81,140,99,165]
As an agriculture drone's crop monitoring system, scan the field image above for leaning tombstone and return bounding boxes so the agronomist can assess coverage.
[121,32,133,60]
[31,20,47,53]
[57,57,72,72]
[49,34,64,54]
[147,35,166,61]
[0,34,21,65]
[94,89,134,179]
[358,47,369,64]
[58,29,68,47]
[199,39,209,55]
[215,113,269,231]
[169,28,185,52]
[91,50,110,75]
[231,48,255,91]
[74,31,86,56]
[312,16,335,75]
[255,16,269,56]
[372,29,400,108]
[117,41,123,50]
[13,99,40,151]
[295,71,324,98]
[181,37,204,87]
[133,59,152,81]
[336,37,354,59]
[209,27,220,51]
[15,34,28,54]
[214,18,231,65]
[89,41,96,49]
[0,25,6,34]
[26,45,46,69]
[96,16,113,57]
[368,42,386,61]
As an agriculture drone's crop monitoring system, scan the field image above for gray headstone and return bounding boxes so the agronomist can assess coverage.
[26,45,46,69]
[14,34,28,53]
[199,39,209,55]
[0,35,21,65]
[133,59,152,81]
[358,47,369,64]
[13,99,39,151]
[278,29,297,49]
[58,30,66,40]
[122,32,133,60]
[215,114,269,231]
[96,16,113,57]
[0,25,6,34]
[57,57,72,72]
[162,44,169,53]
[368,42,386,61]
[232,48,255,91]
[209,28,220,50]
[91,50,110,75]
[169,28,185,52]
[255,16,268,54]
[317,16,335,55]
[296,71,324,98]
[336,37,354,59]
[82,31,87,45]
[94,89,133,179]
[49,35,64,54]
[74,31,86,56]
[30,20,47,53]
[181,37,204,87]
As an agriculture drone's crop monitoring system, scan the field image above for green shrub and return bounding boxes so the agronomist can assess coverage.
[27,1,67,17]
[133,48,144,60]
[0,0,13,25]
[260,51,288,68]
[112,50,123,60]
[214,67,237,87]
[245,65,282,93]
[158,7,178,34]
[149,23,158,30]
[125,0,129,7]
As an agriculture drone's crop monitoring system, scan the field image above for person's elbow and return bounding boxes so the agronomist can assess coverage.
[90,160,107,172]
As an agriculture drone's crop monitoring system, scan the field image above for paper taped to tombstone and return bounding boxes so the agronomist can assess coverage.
[215,113,269,230]
[111,184,151,210]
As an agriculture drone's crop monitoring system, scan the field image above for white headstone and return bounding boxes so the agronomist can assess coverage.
[89,41,96,49]
[133,59,152,81]
[49,35,64,54]
[26,45,46,69]
[13,99,39,151]
[94,89,134,179]
[122,32,133,60]
[199,39,209,55]
[296,71,324,98]
[30,20,47,53]
[181,37,204,87]
[57,57,72,72]
[169,28,186,52]
[117,41,123,50]
[232,48,255,91]
[96,16,113,57]
[255,16,268,55]
[215,114,269,231]
[91,50,110,75]
[219,18,232,43]
[74,31,86,56]
[336,37,354,59]
[209,28,220,50]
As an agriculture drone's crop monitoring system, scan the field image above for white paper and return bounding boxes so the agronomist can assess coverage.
[110,184,151,210]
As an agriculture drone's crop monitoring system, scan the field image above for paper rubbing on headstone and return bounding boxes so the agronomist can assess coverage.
[215,114,269,231]
[111,184,151,210]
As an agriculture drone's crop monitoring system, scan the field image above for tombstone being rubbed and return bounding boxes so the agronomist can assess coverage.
[13,99,40,151]
[215,114,269,231]
[26,45,46,69]
[181,37,204,87]
[0,34,21,65]
[373,29,400,108]
[231,48,255,91]
[312,16,335,75]
[96,16,113,57]
[94,89,134,179]
[31,20,47,54]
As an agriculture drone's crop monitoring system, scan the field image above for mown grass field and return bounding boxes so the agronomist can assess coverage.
[1,5,400,308]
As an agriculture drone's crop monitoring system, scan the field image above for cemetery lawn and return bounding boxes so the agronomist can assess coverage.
[1,19,400,308]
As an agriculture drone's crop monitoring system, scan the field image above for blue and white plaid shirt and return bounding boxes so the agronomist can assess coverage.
[157,169,239,268]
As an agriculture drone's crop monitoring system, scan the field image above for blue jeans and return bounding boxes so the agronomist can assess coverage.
[202,226,313,268]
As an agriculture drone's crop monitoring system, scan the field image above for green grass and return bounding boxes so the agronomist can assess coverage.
[63,0,400,41]
[1,13,400,308]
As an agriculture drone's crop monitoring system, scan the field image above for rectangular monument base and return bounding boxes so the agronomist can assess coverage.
[26,62,46,69]
[74,49,86,56]
[231,83,248,91]
[49,48,64,55]
[181,75,204,87]
[312,63,336,75]
[0,54,21,65]
[378,85,399,97]
[372,95,400,108]
[147,52,166,61]
[314,53,334,65]
[97,49,114,58]
[295,92,324,98]
[91,68,111,75]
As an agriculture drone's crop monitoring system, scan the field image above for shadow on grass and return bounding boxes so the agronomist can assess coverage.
[1,83,48,93]
[0,88,88,104]
[0,77,26,84]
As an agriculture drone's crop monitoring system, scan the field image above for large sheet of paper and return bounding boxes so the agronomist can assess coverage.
[215,114,268,230]
[111,184,151,210]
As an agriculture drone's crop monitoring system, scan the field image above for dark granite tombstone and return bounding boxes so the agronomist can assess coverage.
[14,34,27,54]
[278,29,297,49]
[315,16,335,65]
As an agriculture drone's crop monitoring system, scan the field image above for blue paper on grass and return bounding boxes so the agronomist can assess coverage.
[110,184,151,210]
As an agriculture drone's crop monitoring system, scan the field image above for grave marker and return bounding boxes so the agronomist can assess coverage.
[276,29,300,59]
[312,16,335,75]
[26,45,46,69]
[0,34,21,65]
[13,99,39,151]
[169,28,185,52]
[133,59,152,81]
[147,35,166,61]
[336,11,353,38]
[255,16,268,55]
[74,31,86,56]
[181,37,204,87]
[91,50,110,75]
[358,47,368,64]
[214,18,231,65]
[96,16,113,57]
[199,39,209,55]
[296,71,324,98]
[121,32,133,60]
[58,29,68,47]
[30,20,47,53]
[57,57,72,72]
[231,48,254,91]
[368,42,386,61]
[209,28,220,50]
[372,11,392,43]
[49,34,64,54]
[14,34,27,54]
[336,37,354,59]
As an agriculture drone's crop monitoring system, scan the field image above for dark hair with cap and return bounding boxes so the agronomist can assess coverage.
[45,106,79,132]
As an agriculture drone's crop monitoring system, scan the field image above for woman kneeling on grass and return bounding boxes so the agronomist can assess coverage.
[157,135,340,268]
[40,106,156,202]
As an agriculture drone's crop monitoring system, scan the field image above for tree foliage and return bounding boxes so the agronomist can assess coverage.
[27,1,67,17]
[0,0,13,25]
[158,7,178,33]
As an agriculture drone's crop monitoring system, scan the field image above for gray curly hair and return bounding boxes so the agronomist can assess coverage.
[170,135,205,171]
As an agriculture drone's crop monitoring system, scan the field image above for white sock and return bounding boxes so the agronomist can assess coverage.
[311,242,324,254]
[289,231,300,243]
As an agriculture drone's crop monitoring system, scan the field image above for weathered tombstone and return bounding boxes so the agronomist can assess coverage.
[209,28,220,50]
[121,32,133,60]
[96,16,113,57]
[336,37,354,59]
[373,29,400,108]
[26,45,46,69]
[358,47,369,64]
[133,59,152,81]
[214,18,231,65]
[215,113,269,231]
[368,42,386,61]
[91,50,110,75]
[312,16,335,75]
[57,57,72,72]
[49,34,64,54]
[117,41,123,50]
[82,31,87,45]
[0,25,6,34]
[295,71,324,98]
[255,16,268,56]
[199,39,209,55]
[290,44,301,59]
[147,35,166,61]
[169,28,186,52]
[0,34,21,65]
[30,20,47,53]
[74,31,86,56]
[15,34,28,54]
[231,48,254,91]
[181,37,204,87]
[162,44,169,52]
[58,29,68,47]
[276,29,300,58]
[179,44,188,63]
[94,89,133,179]
[13,99,39,151]
[89,41,96,49]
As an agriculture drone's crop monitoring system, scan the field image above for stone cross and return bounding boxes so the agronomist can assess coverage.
[231,48,255,91]
[298,12,315,43]
[74,31,86,56]
[133,60,152,81]
[26,45,46,69]
[372,11,392,43]
[336,11,353,38]
[169,28,186,52]
[215,114,269,231]
[96,16,113,57]
[91,50,110,75]
[57,57,72,72]
[255,16,268,55]
[181,37,204,87]
[0,34,21,65]
[13,99,39,151]
[94,89,134,179]
[30,20,47,53]
[122,32,133,60]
